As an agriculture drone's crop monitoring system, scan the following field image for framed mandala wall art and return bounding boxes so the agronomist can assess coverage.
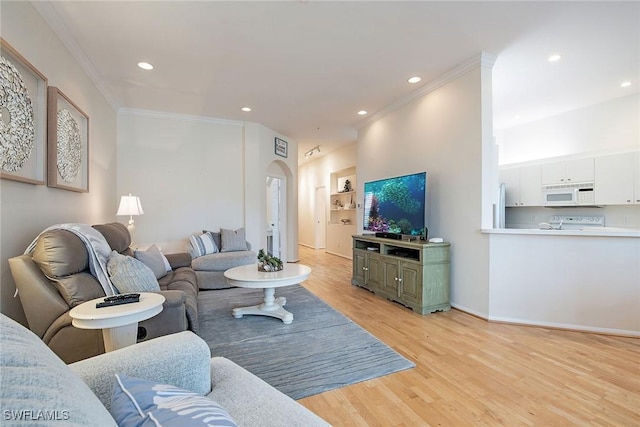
[0,38,48,184]
[47,86,89,192]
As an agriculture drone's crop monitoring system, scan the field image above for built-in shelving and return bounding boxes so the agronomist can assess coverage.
[326,168,356,258]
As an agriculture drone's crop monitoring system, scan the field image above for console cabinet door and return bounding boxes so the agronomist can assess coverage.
[381,260,399,296]
[352,251,366,287]
[367,255,382,289]
[399,262,421,304]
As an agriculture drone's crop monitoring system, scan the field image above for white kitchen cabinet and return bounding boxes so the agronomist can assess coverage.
[595,152,635,205]
[541,158,594,185]
[499,165,542,207]
[499,168,520,207]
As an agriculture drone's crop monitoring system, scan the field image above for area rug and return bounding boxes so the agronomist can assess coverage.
[197,285,415,399]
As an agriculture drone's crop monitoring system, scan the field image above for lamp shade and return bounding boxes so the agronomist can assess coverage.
[116,194,144,216]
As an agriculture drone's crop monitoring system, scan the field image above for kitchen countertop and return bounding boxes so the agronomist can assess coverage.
[482,227,640,237]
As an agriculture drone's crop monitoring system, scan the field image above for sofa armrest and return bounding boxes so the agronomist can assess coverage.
[159,289,186,307]
[138,290,188,341]
[69,331,211,410]
[165,252,192,269]
[208,357,331,426]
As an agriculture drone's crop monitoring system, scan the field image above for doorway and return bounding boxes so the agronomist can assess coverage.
[315,186,326,249]
[266,176,283,258]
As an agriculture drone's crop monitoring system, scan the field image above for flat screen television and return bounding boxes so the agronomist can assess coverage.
[363,172,426,236]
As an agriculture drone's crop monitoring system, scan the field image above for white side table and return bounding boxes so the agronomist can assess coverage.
[69,293,165,352]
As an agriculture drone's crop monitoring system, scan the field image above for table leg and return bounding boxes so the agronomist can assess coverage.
[232,287,293,324]
[102,323,138,352]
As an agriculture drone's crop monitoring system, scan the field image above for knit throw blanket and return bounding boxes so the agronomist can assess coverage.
[25,223,116,296]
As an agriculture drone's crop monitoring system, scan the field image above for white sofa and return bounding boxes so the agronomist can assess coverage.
[0,314,329,426]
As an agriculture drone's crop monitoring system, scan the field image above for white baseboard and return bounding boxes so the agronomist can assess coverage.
[487,314,640,337]
[450,303,489,320]
[298,243,315,249]
[324,250,352,260]
[451,304,639,337]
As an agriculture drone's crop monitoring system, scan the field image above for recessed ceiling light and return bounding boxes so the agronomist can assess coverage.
[620,81,631,88]
[137,62,154,70]
[241,107,252,112]
[357,110,368,116]
[548,54,561,62]
[407,76,422,84]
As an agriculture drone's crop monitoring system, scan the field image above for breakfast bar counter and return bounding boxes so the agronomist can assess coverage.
[482,230,640,336]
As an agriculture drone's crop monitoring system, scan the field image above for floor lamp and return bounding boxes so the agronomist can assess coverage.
[116,193,144,245]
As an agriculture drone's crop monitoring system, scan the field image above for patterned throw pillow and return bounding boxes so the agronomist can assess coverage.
[189,232,219,258]
[220,228,248,252]
[110,374,237,427]
[107,251,161,294]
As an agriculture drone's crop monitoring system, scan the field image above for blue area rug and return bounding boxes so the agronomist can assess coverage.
[197,285,415,399]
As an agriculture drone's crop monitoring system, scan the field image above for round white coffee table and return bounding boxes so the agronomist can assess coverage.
[224,263,311,324]
[69,292,165,352]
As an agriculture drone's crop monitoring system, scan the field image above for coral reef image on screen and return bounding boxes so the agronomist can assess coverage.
[363,172,426,235]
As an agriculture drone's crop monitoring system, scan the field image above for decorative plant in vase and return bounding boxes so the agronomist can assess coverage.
[257,249,283,272]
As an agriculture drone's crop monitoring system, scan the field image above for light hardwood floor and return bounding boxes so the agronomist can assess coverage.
[296,245,640,426]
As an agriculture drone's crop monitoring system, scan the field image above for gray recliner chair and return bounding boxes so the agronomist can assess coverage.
[8,222,198,363]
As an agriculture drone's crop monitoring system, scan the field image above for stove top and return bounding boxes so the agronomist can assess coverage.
[547,215,604,230]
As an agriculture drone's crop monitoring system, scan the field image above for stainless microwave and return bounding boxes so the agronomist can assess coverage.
[543,183,596,207]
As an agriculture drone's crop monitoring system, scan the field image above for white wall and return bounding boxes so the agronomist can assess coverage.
[117,113,299,261]
[497,94,640,165]
[1,2,117,324]
[117,110,245,252]
[357,64,492,317]
[245,122,299,263]
[298,143,357,249]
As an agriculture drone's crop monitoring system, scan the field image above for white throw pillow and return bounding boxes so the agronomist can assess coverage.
[189,231,219,258]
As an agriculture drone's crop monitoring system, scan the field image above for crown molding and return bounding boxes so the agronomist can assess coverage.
[31,0,121,111]
[118,108,245,127]
[355,52,497,129]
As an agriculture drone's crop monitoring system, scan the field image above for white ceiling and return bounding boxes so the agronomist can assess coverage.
[34,1,639,164]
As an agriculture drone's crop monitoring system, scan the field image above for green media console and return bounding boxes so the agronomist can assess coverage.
[352,235,451,315]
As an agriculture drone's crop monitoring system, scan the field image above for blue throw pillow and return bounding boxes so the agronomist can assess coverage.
[110,374,237,427]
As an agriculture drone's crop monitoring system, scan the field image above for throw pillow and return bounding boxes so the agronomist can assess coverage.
[220,228,248,252]
[160,251,172,272]
[107,251,161,294]
[134,244,168,279]
[110,374,237,427]
[189,231,219,258]
[202,230,222,251]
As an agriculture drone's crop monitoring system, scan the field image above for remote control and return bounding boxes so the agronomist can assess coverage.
[104,293,140,302]
[96,294,140,308]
